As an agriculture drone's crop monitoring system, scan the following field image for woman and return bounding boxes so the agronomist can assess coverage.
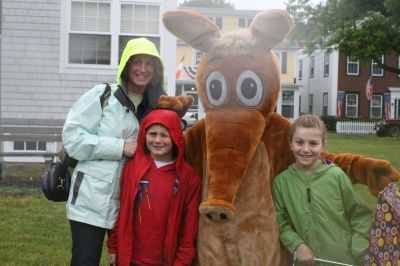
[62,37,167,265]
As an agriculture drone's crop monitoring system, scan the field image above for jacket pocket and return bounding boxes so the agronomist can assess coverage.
[71,171,84,205]
[77,160,118,184]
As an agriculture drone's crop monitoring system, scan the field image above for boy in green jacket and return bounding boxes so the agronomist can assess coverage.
[272,114,373,265]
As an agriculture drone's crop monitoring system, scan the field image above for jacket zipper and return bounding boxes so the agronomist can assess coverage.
[307,187,311,203]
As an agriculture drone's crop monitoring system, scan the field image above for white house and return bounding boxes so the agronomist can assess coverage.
[0,0,178,162]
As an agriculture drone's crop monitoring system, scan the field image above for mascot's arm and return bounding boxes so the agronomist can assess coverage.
[159,95,194,118]
[184,119,206,179]
[263,113,295,179]
[322,152,400,196]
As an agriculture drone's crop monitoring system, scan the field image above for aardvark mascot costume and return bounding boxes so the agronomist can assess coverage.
[159,9,400,265]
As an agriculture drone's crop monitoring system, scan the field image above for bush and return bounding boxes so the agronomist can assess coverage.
[320,115,337,132]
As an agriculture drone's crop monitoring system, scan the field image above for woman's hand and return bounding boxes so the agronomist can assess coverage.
[295,243,315,265]
[109,253,117,266]
[123,141,137,157]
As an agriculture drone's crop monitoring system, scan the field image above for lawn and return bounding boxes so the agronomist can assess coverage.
[0,163,110,266]
[326,134,400,207]
[0,134,399,265]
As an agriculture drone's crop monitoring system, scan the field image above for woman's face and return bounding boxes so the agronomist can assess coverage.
[127,54,156,92]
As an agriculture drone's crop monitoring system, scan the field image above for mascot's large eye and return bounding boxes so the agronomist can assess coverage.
[206,71,228,106]
[235,70,263,107]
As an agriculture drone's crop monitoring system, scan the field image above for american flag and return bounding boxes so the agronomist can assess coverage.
[336,91,345,118]
[175,56,184,80]
[384,93,391,120]
[365,76,373,101]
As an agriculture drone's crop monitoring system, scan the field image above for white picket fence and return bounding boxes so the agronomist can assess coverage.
[336,121,376,135]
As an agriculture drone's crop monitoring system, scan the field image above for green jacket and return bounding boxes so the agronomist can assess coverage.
[63,38,165,229]
[272,161,373,265]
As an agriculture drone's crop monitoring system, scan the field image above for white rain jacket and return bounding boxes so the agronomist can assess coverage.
[62,38,165,229]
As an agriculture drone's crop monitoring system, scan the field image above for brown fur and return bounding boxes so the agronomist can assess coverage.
[159,9,400,265]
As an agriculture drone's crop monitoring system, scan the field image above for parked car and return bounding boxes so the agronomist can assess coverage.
[375,119,400,137]
[181,112,198,130]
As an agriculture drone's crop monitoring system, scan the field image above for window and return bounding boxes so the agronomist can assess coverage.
[281,52,287,74]
[275,51,287,74]
[69,1,111,65]
[398,56,400,77]
[194,50,203,65]
[310,56,315,78]
[13,141,46,151]
[186,91,199,112]
[370,95,383,118]
[208,16,223,29]
[346,56,359,75]
[309,94,313,113]
[345,93,358,117]
[323,93,328,115]
[395,99,400,119]
[238,17,252,28]
[371,55,384,76]
[324,52,330,77]
[299,95,302,113]
[64,1,161,71]
[298,60,303,80]
[119,3,160,61]
[281,90,294,118]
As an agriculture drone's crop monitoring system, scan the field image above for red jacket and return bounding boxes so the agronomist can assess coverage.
[107,109,201,266]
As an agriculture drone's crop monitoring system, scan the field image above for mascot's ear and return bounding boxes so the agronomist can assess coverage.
[250,9,294,50]
[162,10,220,52]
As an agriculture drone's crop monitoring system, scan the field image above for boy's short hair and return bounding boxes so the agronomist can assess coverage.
[288,114,327,142]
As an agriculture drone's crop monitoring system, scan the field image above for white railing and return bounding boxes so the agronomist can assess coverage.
[336,121,376,135]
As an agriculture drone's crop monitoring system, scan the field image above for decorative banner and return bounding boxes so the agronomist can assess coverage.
[336,91,345,118]
[183,66,197,80]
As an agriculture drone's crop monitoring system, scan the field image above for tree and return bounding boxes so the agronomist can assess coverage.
[287,0,400,74]
[179,0,234,9]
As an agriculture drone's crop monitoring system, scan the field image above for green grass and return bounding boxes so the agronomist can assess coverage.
[0,163,109,265]
[0,134,399,264]
[326,134,400,170]
[326,134,400,207]
[0,194,71,265]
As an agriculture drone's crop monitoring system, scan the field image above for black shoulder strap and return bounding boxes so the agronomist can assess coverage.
[100,83,111,109]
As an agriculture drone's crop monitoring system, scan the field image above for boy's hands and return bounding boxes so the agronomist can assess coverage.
[109,253,117,266]
[295,243,315,265]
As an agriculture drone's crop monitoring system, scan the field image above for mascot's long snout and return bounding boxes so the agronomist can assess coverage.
[199,109,266,223]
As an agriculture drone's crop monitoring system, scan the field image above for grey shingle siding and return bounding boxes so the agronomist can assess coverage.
[1,0,114,120]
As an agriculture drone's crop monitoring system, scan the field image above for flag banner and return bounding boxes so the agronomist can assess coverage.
[336,91,345,118]
[365,76,373,101]
[175,56,184,80]
[183,66,197,80]
[384,93,391,120]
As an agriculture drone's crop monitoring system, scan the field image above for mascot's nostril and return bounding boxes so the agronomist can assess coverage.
[220,213,228,220]
[206,213,213,220]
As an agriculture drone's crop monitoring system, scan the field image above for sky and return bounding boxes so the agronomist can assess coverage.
[178,0,324,11]
[233,0,287,10]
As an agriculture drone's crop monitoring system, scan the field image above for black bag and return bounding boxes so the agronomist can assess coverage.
[42,155,73,202]
[41,83,111,202]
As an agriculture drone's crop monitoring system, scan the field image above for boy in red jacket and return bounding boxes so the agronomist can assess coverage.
[107,109,201,266]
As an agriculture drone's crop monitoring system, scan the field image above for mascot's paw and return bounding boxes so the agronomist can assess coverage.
[358,158,400,196]
[159,95,194,118]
